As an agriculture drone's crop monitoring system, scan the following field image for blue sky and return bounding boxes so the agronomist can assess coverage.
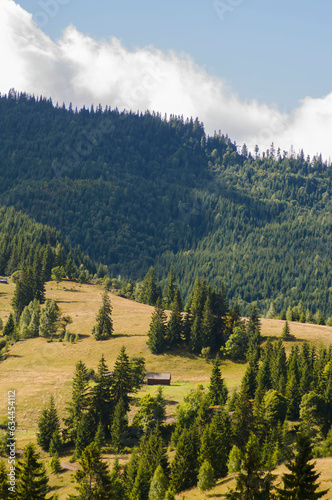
[15,0,332,111]
[2,0,332,157]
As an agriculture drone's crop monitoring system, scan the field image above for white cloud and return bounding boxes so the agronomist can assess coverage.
[1,0,331,160]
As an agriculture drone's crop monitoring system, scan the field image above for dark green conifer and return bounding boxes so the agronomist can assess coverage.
[92,292,113,340]
[147,299,167,354]
[277,433,328,499]
[170,427,198,493]
[111,399,128,453]
[111,346,134,411]
[15,444,50,500]
[209,355,228,406]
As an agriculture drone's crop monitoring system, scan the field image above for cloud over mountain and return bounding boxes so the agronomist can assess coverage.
[1,0,331,159]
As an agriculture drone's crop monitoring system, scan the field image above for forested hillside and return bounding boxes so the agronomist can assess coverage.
[1,91,332,315]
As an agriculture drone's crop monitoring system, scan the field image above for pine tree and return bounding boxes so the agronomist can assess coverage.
[149,465,168,500]
[231,388,254,450]
[12,268,34,319]
[141,426,170,480]
[147,299,167,354]
[39,299,60,338]
[198,460,216,495]
[124,449,140,498]
[74,410,95,458]
[170,427,198,493]
[94,421,105,450]
[90,355,112,434]
[130,457,151,500]
[226,434,275,500]
[199,410,230,478]
[111,346,134,411]
[50,452,62,475]
[37,396,60,452]
[32,251,46,303]
[209,355,228,406]
[49,429,62,457]
[285,373,301,420]
[281,321,291,340]
[42,245,54,282]
[166,291,182,349]
[3,313,15,338]
[92,292,113,340]
[164,265,177,309]
[111,399,128,453]
[15,444,50,500]
[270,339,287,394]
[277,433,328,499]
[201,295,216,350]
[189,315,203,354]
[64,360,91,443]
[68,442,112,500]
[140,267,161,306]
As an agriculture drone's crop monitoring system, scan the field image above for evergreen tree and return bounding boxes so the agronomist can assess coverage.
[189,315,203,354]
[64,360,91,443]
[149,465,168,500]
[37,396,60,452]
[12,268,34,319]
[209,355,228,406]
[201,295,215,349]
[32,251,46,303]
[199,410,231,478]
[241,360,258,400]
[51,266,65,289]
[147,299,167,354]
[270,339,287,394]
[68,443,112,500]
[226,434,275,500]
[94,421,105,449]
[277,433,328,499]
[281,321,292,340]
[42,246,54,282]
[49,429,62,457]
[92,292,113,340]
[111,346,134,411]
[50,452,62,475]
[166,291,182,349]
[164,265,177,309]
[130,457,151,500]
[39,300,60,338]
[90,355,112,434]
[124,449,140,498]
[3,313,15,338]
[111,399,128,453]
[140,267,161,306]
[15,444,50,500]
[198,460,216,495]
[285,373,301,420]
[141,426,170,480]
[170,427,198,493]
[231,388,254,450]
[74,411,95,458]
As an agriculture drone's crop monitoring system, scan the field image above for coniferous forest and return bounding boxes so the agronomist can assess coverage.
[1,91,332,316]
[1,90,332,498]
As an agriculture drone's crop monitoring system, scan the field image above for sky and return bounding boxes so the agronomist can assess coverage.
[1,0,332,159]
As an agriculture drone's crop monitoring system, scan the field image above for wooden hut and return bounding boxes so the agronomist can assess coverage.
[146,372,171,386]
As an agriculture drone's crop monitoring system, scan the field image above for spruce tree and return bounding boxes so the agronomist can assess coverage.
[198,460,216,495]
[12,268,34,319]
[37,396,60,452]
[39,300,60,338]
[32,251,46,303]
[170,427,198,493]
[164,265,177,309]
[74,410,95,458]
[50,452,62,475]
[166,291,183,349]
[140,267,161,306]
[281,321,292,340]
[130,457,151,500]
[141,426,170,480]
[209,354,228,406]
[90,355,112,434]
[111,346,134,411]
[15,444,50,500]
[147,299,167,354]
[64,360,91,443]
[111,399,128,453]
[49,429,62,457]
[277,433,328,499]
[149,465,168,500]
[226,434,275,500]
[94,421,105,450]
[199,410,230,478]
[92,292,113,340]
[68,442,112,500]
[3,313,15,338]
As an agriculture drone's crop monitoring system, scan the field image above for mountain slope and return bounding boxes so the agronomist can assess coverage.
[1,91,332,314]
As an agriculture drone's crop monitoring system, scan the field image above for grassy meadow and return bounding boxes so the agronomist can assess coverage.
[0,280,332,499]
